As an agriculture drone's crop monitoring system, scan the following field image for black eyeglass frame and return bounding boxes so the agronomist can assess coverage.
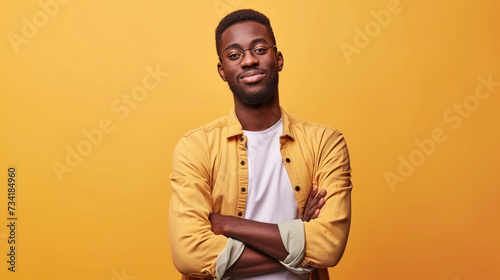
[219,41,278,62]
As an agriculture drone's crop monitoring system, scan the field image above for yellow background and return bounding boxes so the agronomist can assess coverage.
[1,0,499,279]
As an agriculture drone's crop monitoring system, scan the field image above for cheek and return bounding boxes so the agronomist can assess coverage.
[225,68,239,81]
[263,58,278,70]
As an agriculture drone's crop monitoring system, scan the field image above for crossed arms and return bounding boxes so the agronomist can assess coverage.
[209,186,327,277]
[169,130,352,278]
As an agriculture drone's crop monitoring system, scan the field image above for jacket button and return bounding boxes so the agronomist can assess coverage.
[238,212,243,216]
[241,161,246,165]
[295,186,300,191]
[241,187,246,192]
[240,136,244,142]
[285,158,291,163]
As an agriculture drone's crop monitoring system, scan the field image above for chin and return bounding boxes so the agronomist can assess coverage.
[229,74,279,106]
[234,88,276,106]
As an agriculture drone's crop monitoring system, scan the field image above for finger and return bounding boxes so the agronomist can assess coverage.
[309,185,318,200]
[307,187,318,202]
[304,210,315,222]
[308,187,321,205]
[311,209,320,220]
[303,185,324,222]
[303,212,311,222]
[317,198,326,210]
[303,206,315,222]
[318,188,327,198]
[309,188,324,208]
[303,201,316,220]
[304,187,318,211]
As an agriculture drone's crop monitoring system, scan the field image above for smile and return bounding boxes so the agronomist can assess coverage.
[239,70,266,84]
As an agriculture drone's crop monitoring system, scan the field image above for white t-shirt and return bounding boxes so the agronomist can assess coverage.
[230,118,306,280]
[243,118,298,223]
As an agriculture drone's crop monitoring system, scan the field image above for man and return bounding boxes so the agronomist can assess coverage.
[169,9,352,280]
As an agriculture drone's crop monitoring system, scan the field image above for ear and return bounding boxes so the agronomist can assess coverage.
[217,60,227,82]
[276,51,284,72]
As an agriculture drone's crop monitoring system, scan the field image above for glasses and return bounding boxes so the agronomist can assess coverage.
[220,42,277,63]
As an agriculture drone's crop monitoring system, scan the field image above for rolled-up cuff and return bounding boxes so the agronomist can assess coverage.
[277,219,313,274]
[215,238,245,280]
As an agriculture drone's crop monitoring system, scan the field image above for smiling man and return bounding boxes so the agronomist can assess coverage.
[169,9,352,280]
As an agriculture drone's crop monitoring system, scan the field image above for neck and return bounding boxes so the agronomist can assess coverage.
[234,93,281,131]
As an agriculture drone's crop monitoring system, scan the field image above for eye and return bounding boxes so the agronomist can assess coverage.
[225,49,242,60]
[253,46,268,54]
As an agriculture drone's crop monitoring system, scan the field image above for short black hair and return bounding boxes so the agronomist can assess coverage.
[215,9,276,56]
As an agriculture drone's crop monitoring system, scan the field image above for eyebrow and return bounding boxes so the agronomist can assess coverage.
[222,38,270,53]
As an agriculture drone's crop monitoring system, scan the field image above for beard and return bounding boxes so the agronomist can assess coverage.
[228,70,279,107]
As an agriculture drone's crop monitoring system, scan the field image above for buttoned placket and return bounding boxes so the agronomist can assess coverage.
[236,134,248,218]
[279,135,307,219]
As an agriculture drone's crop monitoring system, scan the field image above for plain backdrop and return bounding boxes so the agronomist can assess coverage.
[1,1,499,279]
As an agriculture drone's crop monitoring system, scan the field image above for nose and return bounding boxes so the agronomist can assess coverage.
[240,49,259,68]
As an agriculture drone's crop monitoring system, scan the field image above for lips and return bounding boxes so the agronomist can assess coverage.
[239,70,266,84]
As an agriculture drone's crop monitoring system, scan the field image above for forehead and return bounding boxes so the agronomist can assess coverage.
[220,21,271,49]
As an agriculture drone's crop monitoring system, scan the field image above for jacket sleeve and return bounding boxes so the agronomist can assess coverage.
[301,131,352,268]
[169,133,228,277]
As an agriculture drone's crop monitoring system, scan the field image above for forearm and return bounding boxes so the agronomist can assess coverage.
[225,246,284,277]
[212,214,289,261]
[210,185,327,277]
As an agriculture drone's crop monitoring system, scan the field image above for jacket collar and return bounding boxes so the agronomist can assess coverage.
[227,106,294,140]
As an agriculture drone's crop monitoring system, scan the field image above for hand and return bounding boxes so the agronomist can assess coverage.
[302,183,327,222]
[209,213,232,235]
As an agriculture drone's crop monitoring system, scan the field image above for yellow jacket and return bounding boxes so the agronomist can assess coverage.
[169,107,352,280]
